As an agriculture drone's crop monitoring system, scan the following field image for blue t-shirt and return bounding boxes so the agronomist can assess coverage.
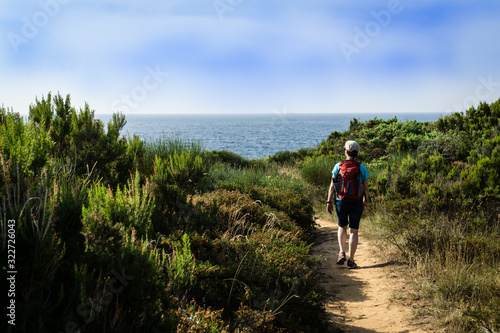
[332,160,369,201]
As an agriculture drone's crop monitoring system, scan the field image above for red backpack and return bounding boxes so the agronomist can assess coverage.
[334,159,364,201]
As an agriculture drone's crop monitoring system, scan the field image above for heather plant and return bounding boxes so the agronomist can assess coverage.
[243,185,315,232]
[82,170,155,244]
[168,233,196,293]
[190,189,295,235]
[192,227,322,331]
[175,300,229,333]
[184,188,324,331]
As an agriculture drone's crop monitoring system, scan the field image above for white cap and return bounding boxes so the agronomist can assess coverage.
[344,140,360,152]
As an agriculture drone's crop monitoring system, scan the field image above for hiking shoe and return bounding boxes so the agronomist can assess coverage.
[347,259,358,269]
[336,252,346,265]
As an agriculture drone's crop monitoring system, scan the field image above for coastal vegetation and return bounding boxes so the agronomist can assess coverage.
[1,93,499,332]
[1,93,320,332]
[309,99,500,332]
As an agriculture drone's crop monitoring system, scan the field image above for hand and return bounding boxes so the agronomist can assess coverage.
[363,200,368,211]
[327,202,333,214]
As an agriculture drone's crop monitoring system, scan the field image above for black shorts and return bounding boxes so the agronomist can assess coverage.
[335,198,363,229]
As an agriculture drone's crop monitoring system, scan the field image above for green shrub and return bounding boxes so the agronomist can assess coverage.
[208,166,315,232]
[149,152,210,235]
[168,233,197,294]
[298,155,337,187]
[70,240,174,333]
[268,148,314,165]
[167,150,206,192]
[202,149,250,168]
[25,93,132,186]
[82,170,155,245]
[142,135,204,174]
[68,104,131,186]
[188,228,323,332]
[0,111,54,177]
[375,170,389,196]
[245,185,315,232]
[190,189,297,235]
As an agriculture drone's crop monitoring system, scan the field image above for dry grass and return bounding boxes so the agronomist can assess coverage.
[361,201,500,333]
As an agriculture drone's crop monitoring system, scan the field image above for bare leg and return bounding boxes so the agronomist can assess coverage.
[349,228,359,261]
[338,226,348,253]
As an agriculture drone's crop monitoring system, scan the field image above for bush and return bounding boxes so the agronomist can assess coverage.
[268,148,314,165]
[188,227,323,332]
[202,150,250,168]
[190,189,296,236]
[142,135,204,175]
[0,110,54,177]
[82,170,155,245]
[298,155,338,187]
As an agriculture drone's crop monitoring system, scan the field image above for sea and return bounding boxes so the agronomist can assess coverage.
[96,112,449,159]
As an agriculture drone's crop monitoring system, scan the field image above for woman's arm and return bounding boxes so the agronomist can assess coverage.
[362,178,369,210]
[326,178,336,214]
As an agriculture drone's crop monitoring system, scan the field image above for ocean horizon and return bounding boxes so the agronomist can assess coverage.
[96,112,451,159]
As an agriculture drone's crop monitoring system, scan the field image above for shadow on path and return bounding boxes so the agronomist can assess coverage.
[312,218,420,333]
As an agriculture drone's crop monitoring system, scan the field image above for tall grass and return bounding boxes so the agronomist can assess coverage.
[298,155,340,188]
[143,135,204,165]
[364,202,500,332]
[208,162,306,194]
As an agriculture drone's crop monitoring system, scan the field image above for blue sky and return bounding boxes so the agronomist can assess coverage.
[1,0,500,115]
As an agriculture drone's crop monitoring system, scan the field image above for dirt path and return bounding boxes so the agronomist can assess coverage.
[312,218,428,333]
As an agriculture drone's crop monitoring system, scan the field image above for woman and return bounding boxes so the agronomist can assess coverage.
[326,140,369,269]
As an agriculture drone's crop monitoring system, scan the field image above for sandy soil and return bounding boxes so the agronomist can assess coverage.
[312,218,430,333]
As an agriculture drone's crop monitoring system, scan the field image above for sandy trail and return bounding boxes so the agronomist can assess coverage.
[312,218,428,333]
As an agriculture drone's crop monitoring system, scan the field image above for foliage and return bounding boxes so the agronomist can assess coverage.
[1,94,327,332]
[141,135,204,175]
[329,99,500,332]
[82,170,155,246]
[298,155,338,188]
[267,148,315,165]
[1,160,65,332]
[168,233,197,294]
[4,92,499,332]
[0,109,54,178]
[202,149,250,168]
[20,92,133,186]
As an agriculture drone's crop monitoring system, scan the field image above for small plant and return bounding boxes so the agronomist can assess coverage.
[176,300,228,333]
[82,170,155,243]
[168,233,196,293]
